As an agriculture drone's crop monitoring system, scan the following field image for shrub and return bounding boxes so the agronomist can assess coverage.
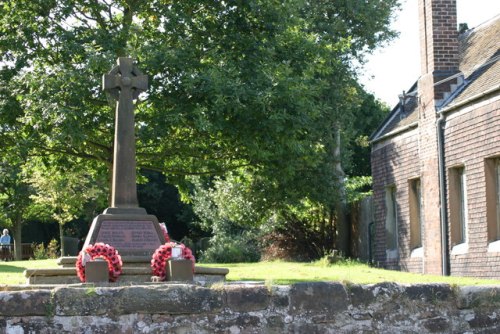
[260,216,327,262]
[31,239,59,260]
[199,234,260,263]
[31,243,47,260]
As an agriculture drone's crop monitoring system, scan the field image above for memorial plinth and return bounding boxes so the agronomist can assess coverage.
[26,255,229,285]
[83,211,165,256]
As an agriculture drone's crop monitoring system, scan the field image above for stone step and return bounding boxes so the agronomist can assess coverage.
[24,265,229,285]
[58,256,152,268]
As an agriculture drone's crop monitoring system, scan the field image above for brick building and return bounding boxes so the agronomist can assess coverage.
[370,0,500,277]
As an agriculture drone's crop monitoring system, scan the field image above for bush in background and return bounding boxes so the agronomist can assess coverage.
[199,232,260,263]
[31,239,59,260]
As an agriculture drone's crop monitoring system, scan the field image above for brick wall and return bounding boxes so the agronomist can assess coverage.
[417,0,460,275]
[444,99,500,278]
[371,129,423,273]
[418,73,448,275]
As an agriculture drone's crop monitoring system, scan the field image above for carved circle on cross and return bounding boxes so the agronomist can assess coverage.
[105,62,146,101]
[121,76,132,87]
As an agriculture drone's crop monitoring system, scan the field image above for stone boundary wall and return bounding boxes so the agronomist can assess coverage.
[1,282,500,333]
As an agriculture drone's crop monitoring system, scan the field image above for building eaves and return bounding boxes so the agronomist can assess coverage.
[369,81,418,142]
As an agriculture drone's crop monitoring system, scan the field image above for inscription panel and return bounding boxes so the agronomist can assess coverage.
[95,220,161,250]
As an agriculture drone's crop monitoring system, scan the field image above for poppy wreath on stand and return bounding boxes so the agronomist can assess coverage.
[76,243,123,282]
[151,242,195,281]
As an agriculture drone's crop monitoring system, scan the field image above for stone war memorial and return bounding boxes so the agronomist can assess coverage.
[84,57,165,256]
[24,58,227,285]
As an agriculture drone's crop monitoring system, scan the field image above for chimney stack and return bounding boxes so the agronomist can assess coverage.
[418,0,460,103]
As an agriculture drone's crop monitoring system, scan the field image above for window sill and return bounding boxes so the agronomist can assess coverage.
[451,243,468,255]
[386,248,399,259]
[487,240,500,253]
[410,247,423,258]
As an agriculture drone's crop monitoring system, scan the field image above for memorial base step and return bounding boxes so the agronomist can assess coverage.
[57,256,153,269]
[25,257,229,285]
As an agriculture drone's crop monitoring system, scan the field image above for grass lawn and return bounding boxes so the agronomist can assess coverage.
[208,260,500,286]
[2,259,500,286]
[0,259,59,285]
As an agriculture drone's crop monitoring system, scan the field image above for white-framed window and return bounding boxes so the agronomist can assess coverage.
[409,178,423,255]
[449,166,468,254]
[496,159,500,239]
[486,158,500,252]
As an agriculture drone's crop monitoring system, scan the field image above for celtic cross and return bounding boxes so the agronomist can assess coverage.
[103,57,148,209]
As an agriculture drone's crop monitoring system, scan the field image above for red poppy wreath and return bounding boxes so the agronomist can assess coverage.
[151,242,195,281]
[76,243,123,282]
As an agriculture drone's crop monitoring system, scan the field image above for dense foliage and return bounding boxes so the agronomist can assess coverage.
[0,0,397,259]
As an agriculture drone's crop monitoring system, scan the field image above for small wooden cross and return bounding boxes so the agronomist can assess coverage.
[103,57,148,208]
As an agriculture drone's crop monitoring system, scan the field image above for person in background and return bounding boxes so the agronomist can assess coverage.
[0,229,12,261]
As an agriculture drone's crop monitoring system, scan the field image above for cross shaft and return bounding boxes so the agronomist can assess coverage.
[103,57,148,208]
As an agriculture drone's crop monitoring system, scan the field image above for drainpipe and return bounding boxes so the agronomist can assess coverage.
[436,112,450,276]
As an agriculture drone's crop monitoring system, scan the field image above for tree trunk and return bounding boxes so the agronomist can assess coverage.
[13,219,22,260]
[333,125,349,256]
[59,223,65,257]
[335,199,349,256]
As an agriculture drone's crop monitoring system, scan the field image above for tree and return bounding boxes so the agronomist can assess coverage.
[27,157,108,255]
[189,91,386,260]
[344,92,391,177]
[0,0,398,178]
[0,1,399,255]
[0,154,40,260]
[0,64,43,259]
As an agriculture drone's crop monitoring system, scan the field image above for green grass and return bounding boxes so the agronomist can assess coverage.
[0,259,59,285]
[2,259,500,286]
[203,260,500,286]
[207,261,500,286]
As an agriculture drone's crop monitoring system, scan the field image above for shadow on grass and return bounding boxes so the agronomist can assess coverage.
[227,277,325,285]
[0,264,26,273]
